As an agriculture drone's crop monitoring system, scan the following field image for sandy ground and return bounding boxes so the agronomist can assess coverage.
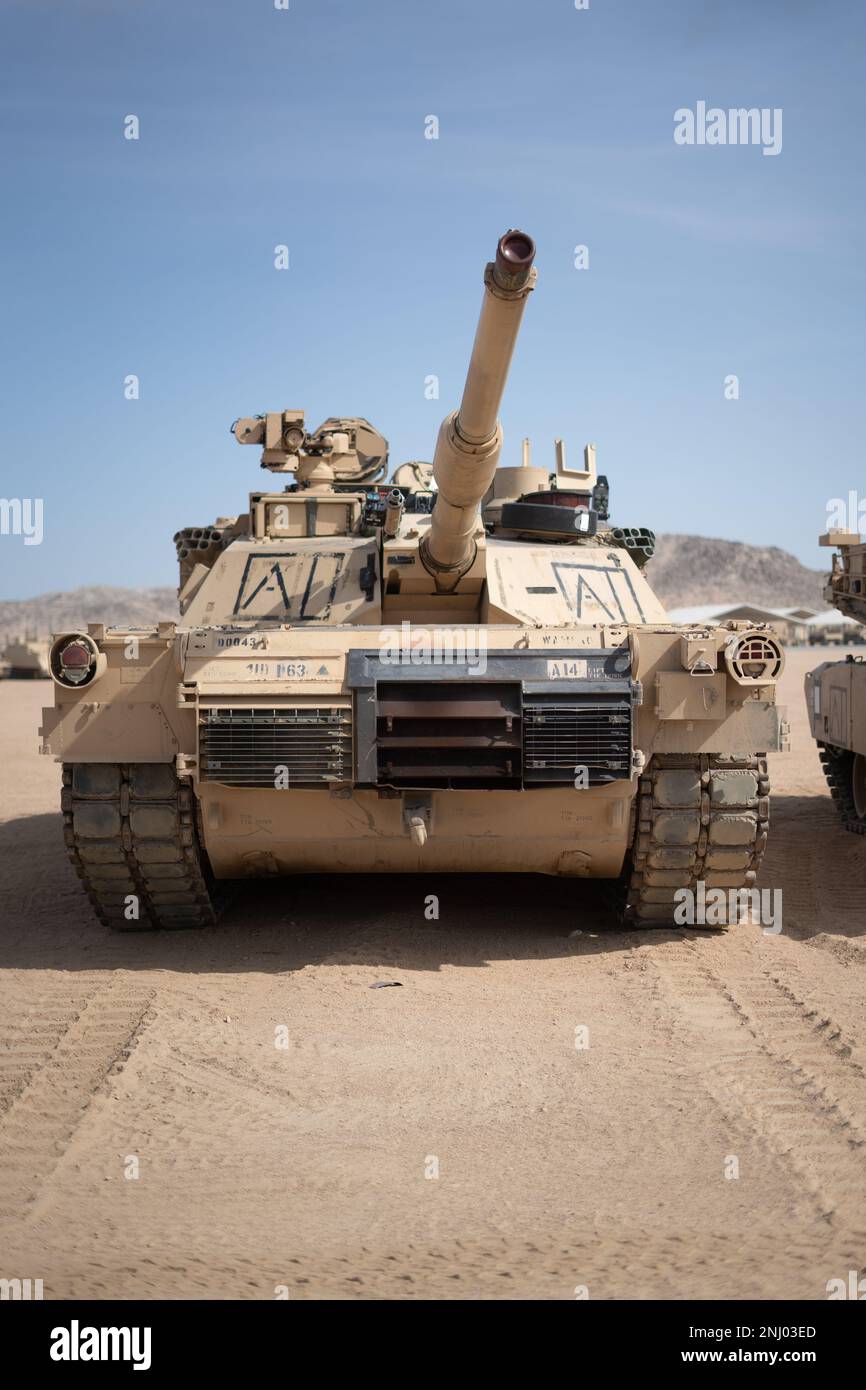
[1,647,865,1301]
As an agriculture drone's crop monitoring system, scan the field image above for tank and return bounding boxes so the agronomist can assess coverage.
[3,636,49,679]
[40,230,789,931]
[805,528,866,832]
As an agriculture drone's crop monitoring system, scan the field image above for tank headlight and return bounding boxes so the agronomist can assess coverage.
[724,631,784,685]
[50,632,106,689]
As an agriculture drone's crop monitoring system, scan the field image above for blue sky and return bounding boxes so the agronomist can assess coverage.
[1,0,863,597]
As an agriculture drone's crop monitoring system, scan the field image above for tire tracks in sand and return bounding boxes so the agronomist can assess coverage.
[0,977,154,1223]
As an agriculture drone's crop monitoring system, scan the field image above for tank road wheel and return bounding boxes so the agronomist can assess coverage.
[818,746,866,835]
[621,754,770,929]
[62,763,224,930]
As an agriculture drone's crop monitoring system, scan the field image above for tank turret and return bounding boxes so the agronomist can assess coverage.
[420,229,537,589]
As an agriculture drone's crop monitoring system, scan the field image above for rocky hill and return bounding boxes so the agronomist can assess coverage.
[648,535,825,611]
[0,586,177,642]
[0,536,829,637]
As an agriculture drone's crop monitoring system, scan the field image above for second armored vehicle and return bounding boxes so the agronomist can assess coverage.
[3,637,49,679]
[41,230,788,930]
[806,529,866,833]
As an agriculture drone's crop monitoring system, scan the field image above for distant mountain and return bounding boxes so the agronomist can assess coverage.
[0,535,828,638]
[648,535,826,611]
[0,586,177,642]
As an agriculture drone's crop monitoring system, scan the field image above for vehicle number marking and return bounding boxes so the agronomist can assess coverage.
[547,659,588,679]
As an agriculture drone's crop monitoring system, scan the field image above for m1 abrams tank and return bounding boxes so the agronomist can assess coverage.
[41,230,788,931]
[806,528,866,833]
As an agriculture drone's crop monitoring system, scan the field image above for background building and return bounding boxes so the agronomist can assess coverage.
[664,603,862,646]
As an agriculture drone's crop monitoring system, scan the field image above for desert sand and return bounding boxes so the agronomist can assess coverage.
[1,646,864,1300]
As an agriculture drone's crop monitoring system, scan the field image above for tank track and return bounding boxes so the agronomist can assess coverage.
[817,745,866,835]
[62,763,223,930]
[622,754,770,928]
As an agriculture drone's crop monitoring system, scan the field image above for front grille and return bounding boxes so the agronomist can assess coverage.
[347,647,638,791]
[376,681,522,788]
[199,707,351,787]
[523,695,632,785]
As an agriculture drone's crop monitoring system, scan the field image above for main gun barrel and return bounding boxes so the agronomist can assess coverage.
[420,230,536,584]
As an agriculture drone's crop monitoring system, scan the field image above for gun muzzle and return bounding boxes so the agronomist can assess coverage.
[421,230,536,586]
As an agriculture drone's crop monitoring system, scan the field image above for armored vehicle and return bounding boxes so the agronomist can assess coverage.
[41,230,788,930]
[806,529,866,833]
[3,637,49,679]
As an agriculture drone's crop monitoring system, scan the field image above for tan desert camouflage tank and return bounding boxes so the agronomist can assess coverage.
[806,528,866,833]
[41,230,788,930]
[3,636,49,679]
